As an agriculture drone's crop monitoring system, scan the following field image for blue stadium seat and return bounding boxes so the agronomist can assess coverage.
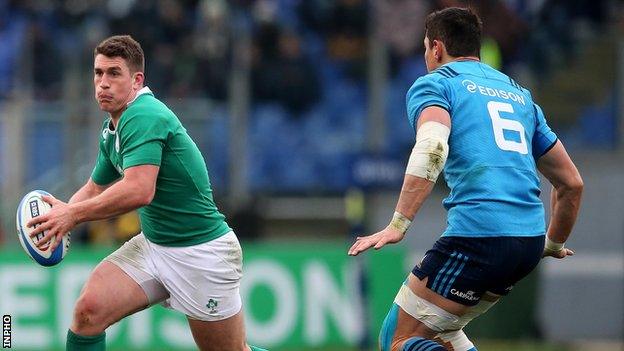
[29,120,63,183]
[204,106,229,190]
[0,116,3,185]
[578,92,617,148]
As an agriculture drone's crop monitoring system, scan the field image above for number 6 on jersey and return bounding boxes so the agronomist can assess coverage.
[487,101,528,154]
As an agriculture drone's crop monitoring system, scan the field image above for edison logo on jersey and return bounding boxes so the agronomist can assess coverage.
[462,79,526,106]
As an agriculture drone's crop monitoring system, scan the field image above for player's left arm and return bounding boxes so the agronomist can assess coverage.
[532,103,583,258]
[28,164,159,250]
[348,106,451,256]
[537,141,583,258]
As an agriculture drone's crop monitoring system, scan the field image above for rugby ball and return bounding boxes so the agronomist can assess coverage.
[16,190,70,266]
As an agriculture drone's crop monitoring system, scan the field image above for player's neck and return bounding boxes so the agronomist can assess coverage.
[109,88,140,126]
[447,56,480,63]
[436,56,480,69]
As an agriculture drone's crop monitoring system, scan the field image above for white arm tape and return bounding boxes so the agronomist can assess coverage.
[406,121,450,182]
[544,236,565,254]
[389,211,411,235]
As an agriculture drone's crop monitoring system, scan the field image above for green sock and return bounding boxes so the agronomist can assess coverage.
[249,346,269,351]
[66,329,106,351]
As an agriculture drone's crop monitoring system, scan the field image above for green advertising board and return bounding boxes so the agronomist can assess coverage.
[0,243,407,350]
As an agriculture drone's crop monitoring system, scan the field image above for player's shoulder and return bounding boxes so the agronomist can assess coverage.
[504,73,533,100]
[413,65,458,85]
[126,91,169,115]
[407,70,451,99]
[123,91,176,126]
[407,63,469,96]
[480,63,534,96]
[429,64,461,81]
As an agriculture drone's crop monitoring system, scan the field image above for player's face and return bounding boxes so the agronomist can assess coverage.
[93,54,142,115]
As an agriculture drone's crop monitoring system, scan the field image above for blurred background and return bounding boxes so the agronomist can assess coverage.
[0,0,623,350]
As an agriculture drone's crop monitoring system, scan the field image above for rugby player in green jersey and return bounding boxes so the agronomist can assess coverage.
[28,35,266,351]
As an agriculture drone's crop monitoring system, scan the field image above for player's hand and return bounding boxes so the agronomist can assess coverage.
[27,195,76,252]
[542,247,575,259]
[348,227,405,256]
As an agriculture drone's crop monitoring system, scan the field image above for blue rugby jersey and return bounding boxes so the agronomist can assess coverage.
[406,60,557,237]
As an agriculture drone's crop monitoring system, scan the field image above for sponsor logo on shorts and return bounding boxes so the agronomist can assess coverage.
[206,299,218,314]
[450,289,480,302]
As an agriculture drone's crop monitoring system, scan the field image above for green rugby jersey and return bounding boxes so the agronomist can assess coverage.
[91,87,231,246]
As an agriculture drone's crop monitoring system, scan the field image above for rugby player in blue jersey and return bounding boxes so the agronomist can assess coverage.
[348,7,583,351]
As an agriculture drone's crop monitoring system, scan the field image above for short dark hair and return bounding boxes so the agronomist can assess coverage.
[94,35,145,73]
[425,7,482,58]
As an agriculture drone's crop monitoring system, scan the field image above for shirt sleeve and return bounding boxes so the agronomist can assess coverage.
[119,112,169,169]
[91,138,121,185]
[406,75,451,131]
[532,103,558,158]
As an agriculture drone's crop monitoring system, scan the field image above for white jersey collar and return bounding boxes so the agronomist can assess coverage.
[127,86,153,106]
[105,87,153,133]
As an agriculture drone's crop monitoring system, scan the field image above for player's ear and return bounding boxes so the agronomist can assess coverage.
[433,40,444,61]
[132,71,145,89]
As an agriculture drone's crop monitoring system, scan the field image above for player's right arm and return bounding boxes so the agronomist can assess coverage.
[537,140,583,258]
[348,75,451,256]
[348,106,451,256]
[69,131,120,204]
[68,179,111,204]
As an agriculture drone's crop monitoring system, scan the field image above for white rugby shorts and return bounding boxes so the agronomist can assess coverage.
[104,231,243,321]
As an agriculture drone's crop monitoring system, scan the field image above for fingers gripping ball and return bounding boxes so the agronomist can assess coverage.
[16,190,71,266]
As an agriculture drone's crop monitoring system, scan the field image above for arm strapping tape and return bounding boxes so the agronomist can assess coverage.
[389,211,411,235]
[406,121,450,182]
[543,236,565,255]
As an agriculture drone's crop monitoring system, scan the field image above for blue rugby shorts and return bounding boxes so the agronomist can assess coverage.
[412,235,545,306]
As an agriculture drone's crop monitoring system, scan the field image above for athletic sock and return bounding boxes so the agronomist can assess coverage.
[249,346,268,351]
[467,348,478,351]
[402,336,448,351]
[66,329,106,351]
[379,303,401,351]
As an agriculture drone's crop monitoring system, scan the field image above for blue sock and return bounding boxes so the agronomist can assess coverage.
[249,346,268,351]
[402,337,448,351]
[66,329,105,351]
[468,348,478,351]
[379,303,400,351]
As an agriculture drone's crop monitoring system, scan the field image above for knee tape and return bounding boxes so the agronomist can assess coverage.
[394,284,460,332]
[394,285,498,332]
